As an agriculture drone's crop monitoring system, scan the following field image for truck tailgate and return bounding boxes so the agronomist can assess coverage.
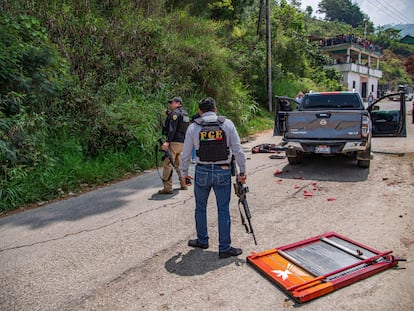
[285,111,366,140]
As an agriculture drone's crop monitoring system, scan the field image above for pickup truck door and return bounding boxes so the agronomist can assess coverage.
[368,92,407,137]
[273,96,299,136]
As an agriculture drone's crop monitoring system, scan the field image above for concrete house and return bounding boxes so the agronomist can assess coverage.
[313,35,382,100]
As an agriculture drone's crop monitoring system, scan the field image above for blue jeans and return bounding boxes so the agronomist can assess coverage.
[194,164,232,252]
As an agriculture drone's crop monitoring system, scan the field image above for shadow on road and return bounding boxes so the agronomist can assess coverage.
[148,189,181,201]
[165,249,245,276]
[272,154,370,182]
[0,170,165,229]
[0,162,196,230]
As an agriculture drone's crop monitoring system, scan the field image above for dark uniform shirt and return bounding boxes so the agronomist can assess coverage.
[164,107,187,143]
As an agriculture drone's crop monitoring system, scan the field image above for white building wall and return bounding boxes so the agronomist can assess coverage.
[345,72,361,92]
[343,72,378,99]
[325,63,380,98]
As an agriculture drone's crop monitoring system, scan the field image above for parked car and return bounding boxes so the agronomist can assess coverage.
[391,85,413,101]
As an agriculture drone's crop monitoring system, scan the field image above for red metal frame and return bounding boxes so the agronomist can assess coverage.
[247,232,399,303]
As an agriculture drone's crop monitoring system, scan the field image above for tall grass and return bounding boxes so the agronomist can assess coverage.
[0,133,151,211]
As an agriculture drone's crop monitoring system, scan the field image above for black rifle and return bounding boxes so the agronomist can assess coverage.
[157,139,175,166]
[155,138,175,182]
[155,138,191,185]
[232,156,257,245]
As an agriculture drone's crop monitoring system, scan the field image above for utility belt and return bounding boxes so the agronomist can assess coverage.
[197,162,231,167]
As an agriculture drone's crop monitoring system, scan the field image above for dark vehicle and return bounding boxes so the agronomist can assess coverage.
[274,91,406,168]
[391,85,413,101]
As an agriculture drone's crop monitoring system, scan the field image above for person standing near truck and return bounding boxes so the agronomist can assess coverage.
[368,92,374,105]
[179,97,247,258]
[295,92,304,110]
[159,96,190,194]
[295,91,304,104]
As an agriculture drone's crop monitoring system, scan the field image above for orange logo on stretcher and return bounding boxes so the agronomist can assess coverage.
[272,263,310,281]
[272,269,292,281]
[248,249,335,302]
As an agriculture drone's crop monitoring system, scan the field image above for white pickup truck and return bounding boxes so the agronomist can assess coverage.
[274,91,407,168]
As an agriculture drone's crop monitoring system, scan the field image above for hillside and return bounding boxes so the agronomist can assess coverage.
[384,23,414,37]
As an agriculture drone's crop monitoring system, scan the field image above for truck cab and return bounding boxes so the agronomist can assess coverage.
[274,92,406,168]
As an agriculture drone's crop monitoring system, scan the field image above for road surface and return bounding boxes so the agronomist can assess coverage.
[1,109,413,310]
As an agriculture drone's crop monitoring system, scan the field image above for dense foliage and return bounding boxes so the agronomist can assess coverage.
[370,27,414,89]
[0,0,411,211]
[405,53,414,77]
[318,0,369,28]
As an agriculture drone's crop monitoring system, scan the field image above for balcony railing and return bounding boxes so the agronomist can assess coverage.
[325,63,382,78]
[322,42,382,57]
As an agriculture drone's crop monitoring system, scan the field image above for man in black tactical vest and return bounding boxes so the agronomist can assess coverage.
[159,96,190,194]
[179,97,247,258]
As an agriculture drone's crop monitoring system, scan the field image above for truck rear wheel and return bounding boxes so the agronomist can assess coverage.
[357,146,371,168]
[357,159,370,168]
[287,152,302,165]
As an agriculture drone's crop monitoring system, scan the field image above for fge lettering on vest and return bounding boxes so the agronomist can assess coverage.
[200,129,224,141]
[195,116,229,162]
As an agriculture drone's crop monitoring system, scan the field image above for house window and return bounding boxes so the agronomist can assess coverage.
[352,81,356,89]
[371,85,374,92]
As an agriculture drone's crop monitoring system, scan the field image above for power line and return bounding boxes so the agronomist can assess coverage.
[360,0,414,25]
[375,0,414,24]
[363,0,410,24]
[366,0,403,22]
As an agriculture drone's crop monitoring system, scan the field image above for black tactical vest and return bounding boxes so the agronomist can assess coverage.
[195,116,229,162]
[162,107,190,136]
[177,107,190,133]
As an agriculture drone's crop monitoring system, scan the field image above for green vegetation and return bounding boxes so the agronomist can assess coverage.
[318,0,369,28]
[373,27,414,88]
[1,0,412,212]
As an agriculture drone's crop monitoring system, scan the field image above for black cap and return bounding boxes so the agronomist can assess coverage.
[168,96,182,103]
[198,97,216,112]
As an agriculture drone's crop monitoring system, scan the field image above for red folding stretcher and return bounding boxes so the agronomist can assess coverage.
[247,232,404,303]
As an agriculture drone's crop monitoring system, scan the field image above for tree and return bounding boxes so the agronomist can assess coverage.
[305,6,313,16]
[0,14,69,115]
[318,0,365,27]
[377,27,401,41]
[404,53,414,79]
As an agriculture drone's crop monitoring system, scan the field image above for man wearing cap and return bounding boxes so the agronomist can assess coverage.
[179,97,247,258]
[159,96,190,194]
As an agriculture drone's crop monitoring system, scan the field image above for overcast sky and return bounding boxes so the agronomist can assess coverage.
[299,0,414,26]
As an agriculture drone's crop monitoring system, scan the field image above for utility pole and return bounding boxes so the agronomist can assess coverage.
[364,21,367,40]
[266,0,272,111]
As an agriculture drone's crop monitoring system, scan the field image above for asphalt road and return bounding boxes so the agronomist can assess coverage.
[1,107,413,311]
